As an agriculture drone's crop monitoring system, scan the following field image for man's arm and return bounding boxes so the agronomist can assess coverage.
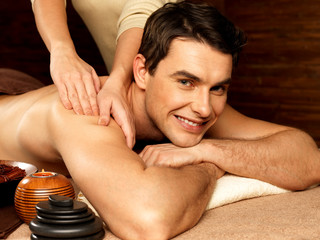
[50,106,220,240]
[139,105,320,190]
[204,105,320,190]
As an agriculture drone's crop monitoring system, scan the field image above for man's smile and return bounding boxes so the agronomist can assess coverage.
[174,115,210,134]
[176,115,205,126]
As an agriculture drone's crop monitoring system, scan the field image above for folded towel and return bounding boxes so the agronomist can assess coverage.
[77,174,304,215]
[206,174,290,210]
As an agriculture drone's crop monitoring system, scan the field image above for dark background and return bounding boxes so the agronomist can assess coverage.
[0,0,319,146]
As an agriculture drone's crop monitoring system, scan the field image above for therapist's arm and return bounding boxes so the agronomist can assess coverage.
[33,0,100,116]
[97,28,144,149]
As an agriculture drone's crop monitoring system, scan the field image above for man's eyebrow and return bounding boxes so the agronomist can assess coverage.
[170,70,232,85]
[170,70,201,82]
[217,77,232,85]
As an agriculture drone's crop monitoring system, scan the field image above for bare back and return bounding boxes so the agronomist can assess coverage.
[0,76,129,176]
[0,85,78,174]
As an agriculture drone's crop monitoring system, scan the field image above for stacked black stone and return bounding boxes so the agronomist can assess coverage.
[29,195,105,240]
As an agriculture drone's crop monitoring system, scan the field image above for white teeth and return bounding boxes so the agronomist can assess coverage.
[177,116,200,126]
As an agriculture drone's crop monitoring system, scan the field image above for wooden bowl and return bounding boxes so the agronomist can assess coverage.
[14,171,75,224]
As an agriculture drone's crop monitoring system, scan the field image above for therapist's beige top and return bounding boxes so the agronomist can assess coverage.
[31,0,178,71]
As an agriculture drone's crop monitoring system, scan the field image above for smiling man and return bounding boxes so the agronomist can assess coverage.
[139,40,231,147]
[0,2,320,239]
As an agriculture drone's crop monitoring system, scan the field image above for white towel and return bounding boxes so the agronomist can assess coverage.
[77,174,300,215]
[206,174,291,210]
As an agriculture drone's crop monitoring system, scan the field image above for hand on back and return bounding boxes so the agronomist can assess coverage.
[50,47,101,116]
[50,48,135,148]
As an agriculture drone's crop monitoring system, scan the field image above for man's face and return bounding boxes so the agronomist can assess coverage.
[144,39,233,147]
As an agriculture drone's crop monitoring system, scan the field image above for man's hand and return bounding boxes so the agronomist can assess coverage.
[139,143,225,178]
[50,47,100,116]
[97,75,136,149]
[139,143,203,168]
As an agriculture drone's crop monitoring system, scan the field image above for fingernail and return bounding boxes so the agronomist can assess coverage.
[98,119,106,125]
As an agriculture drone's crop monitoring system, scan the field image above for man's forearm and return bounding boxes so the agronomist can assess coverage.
[201,128,320,190]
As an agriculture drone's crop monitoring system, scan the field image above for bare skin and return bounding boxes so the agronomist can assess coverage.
[33,0,141,148]
[0,40,319,239]
[0,82,222,239]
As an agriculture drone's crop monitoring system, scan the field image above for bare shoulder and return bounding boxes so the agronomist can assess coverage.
[206,104,290,140]
[49,96,127,152]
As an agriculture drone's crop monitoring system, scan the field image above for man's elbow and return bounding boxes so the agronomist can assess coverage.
[284,172,320,191]
[104,205,174,240]
[133,209,173,240]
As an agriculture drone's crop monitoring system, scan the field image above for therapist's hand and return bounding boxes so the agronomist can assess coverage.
[50,47,101,116]
[97,74,136,149]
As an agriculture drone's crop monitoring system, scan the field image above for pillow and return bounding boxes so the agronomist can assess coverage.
[0,68,44,95]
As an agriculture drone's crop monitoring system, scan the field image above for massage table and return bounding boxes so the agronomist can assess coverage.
[6,173,320,240]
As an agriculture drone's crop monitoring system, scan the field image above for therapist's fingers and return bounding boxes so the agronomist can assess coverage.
[84,69,100,116]
[80,73,99,116]
[91,69,101,95]
[58,81,83,115]
[98,97,136,148]
[62,72,100,116]
[97,86,136,148]
[97,96,112,126]
[56,83,73,110]
[111,106,136,149]
[64,81,85,115]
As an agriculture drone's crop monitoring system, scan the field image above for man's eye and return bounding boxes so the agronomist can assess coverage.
[180,80,192,87]
[210,85,227,95]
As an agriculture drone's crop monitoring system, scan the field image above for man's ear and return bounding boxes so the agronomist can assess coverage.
[133,54,148,90]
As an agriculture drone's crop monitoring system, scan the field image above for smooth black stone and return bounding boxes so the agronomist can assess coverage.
[30,230,105,240]
[49,195,73,207]
[36,200,87,215]
[37,208,93,220]
[29,217,103,238]
[36,212,95,225]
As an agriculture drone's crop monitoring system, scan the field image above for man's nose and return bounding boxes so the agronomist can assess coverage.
[191,91,211,118]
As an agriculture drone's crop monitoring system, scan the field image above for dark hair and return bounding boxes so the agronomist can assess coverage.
[139,1,247,75]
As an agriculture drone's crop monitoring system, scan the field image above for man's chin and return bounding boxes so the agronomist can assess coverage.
[171,136,202,148]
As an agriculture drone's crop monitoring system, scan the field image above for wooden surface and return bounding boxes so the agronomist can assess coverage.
[222,0,320,146]
[0,0,319,145]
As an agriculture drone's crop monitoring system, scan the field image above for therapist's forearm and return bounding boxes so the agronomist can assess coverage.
[33,0,75,52]
[108,28,143,89]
